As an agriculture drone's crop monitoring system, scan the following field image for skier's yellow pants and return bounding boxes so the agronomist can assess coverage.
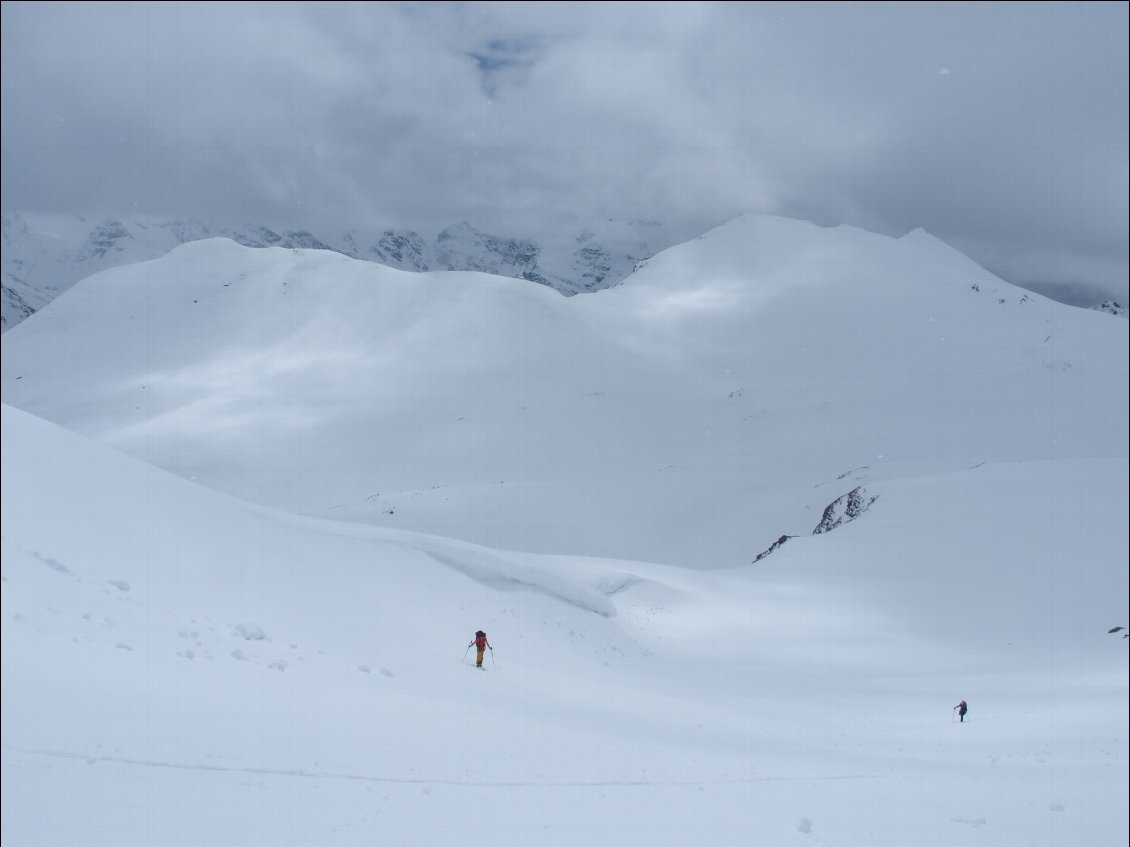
[476,647,485,666]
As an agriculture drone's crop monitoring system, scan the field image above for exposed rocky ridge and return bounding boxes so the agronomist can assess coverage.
[0,281,36,326]
[1091,300,1127,317]
[813,486,879,535]
[752,485,879,562]
[752,534,797,563]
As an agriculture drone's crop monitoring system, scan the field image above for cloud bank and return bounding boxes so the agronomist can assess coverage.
[2,1,1126,303]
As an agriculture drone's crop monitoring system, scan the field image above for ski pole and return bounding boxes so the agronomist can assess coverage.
[462,644,471,664]
[489,646,495,668]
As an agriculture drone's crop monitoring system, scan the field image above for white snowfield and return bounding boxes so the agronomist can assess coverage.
[2,213,1127,846]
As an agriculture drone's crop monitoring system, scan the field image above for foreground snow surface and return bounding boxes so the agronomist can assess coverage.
[2,404,1126,846]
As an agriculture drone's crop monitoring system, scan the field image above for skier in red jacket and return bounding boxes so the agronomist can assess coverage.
[954,700,968,722]
[470,630,492,668]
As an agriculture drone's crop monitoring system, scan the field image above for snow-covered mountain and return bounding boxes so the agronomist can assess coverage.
[1,211,670,331]
[5,210,1124,336]
[2,211,1126,846]
[3,213,1125,570]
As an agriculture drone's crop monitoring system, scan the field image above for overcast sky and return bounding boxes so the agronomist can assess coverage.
[2,1,1127,304]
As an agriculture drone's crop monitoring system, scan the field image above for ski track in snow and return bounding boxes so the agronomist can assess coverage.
[3,745,876,789]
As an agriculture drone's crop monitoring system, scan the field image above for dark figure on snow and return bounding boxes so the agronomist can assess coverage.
[469,630,492,668]
[954,700,968,722]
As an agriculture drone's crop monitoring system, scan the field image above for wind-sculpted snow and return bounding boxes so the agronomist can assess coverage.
[284,515,626,618]
[407,542,618,618]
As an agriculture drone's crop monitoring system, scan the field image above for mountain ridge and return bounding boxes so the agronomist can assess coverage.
[4,210,1124,333]
[4,212,1124,569]
[1,211,673,331]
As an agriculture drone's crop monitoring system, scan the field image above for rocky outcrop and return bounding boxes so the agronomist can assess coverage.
[812,486,878,535]
[1091,300,1127,318]
[752,534,796,563]
[0,281,36,329]
[752,485,878,563]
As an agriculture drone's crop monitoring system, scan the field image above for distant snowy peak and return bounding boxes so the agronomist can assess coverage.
[568,229,646,292]
[353,221,641,294]
[222,224,335,252]
[0,212,666,330]
[436,222,546,281]
[367,231,432,272]
[0,283,36,327]
[74,219,134,262]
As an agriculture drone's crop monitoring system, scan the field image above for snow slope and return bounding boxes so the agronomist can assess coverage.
[3,402,1127,847]
[2,214,1125,570]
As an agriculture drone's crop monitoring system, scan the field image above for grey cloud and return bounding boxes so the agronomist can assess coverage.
[2,1,1126,302]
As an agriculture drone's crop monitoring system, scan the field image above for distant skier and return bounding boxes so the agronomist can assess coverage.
[469,630,492,668]
[954,700,968,722]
